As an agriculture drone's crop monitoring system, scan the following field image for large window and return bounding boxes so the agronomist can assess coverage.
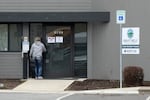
[9,24,22,51]
[0,24,8,51]
[74,23,87,77]
[0,24,22,52]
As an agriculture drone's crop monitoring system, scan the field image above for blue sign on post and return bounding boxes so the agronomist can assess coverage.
[116,10,126,88]
[116,10,126,24]
[119,16,123,21]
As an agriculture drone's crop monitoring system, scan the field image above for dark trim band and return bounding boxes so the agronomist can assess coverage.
[0,12,110,22]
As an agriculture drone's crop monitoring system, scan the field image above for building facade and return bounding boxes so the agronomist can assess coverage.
[0,0,149,81]
[91,0,150,81]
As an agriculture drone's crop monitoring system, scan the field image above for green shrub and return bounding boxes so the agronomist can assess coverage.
[123,66,144,86]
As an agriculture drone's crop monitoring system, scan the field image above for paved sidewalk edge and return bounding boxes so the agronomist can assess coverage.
[138,87,150,93]
[1,87,149,94]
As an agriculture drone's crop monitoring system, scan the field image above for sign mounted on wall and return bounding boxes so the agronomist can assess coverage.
[22,37,29,53]
[122,27,140,54]
[56,36,63,43]
[47,37,55,43]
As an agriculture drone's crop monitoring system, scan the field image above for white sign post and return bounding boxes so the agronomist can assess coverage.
[116,10,126,88]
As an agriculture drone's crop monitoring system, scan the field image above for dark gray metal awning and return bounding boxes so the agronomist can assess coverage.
[0,12,110,22]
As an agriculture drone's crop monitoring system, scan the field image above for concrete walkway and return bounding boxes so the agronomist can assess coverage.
[13,78,76,93]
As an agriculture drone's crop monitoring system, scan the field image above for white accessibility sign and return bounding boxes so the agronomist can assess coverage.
[116,10,126,24]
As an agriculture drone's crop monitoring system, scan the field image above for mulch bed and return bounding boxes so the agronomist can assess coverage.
[0,80,24,89]
[65,79,150,91]
[1,79,150,90]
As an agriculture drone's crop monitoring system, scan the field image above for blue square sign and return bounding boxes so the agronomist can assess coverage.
[119,16,123,21]
[116,10,126,24]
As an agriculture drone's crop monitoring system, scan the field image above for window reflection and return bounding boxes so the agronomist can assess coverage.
[0,24,8,51]
[30,23,43,44]
[0,24,22,52]
[74,23,87,77]
[9,24,22,51]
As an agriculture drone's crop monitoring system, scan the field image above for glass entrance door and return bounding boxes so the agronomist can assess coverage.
[43,25,73,78]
